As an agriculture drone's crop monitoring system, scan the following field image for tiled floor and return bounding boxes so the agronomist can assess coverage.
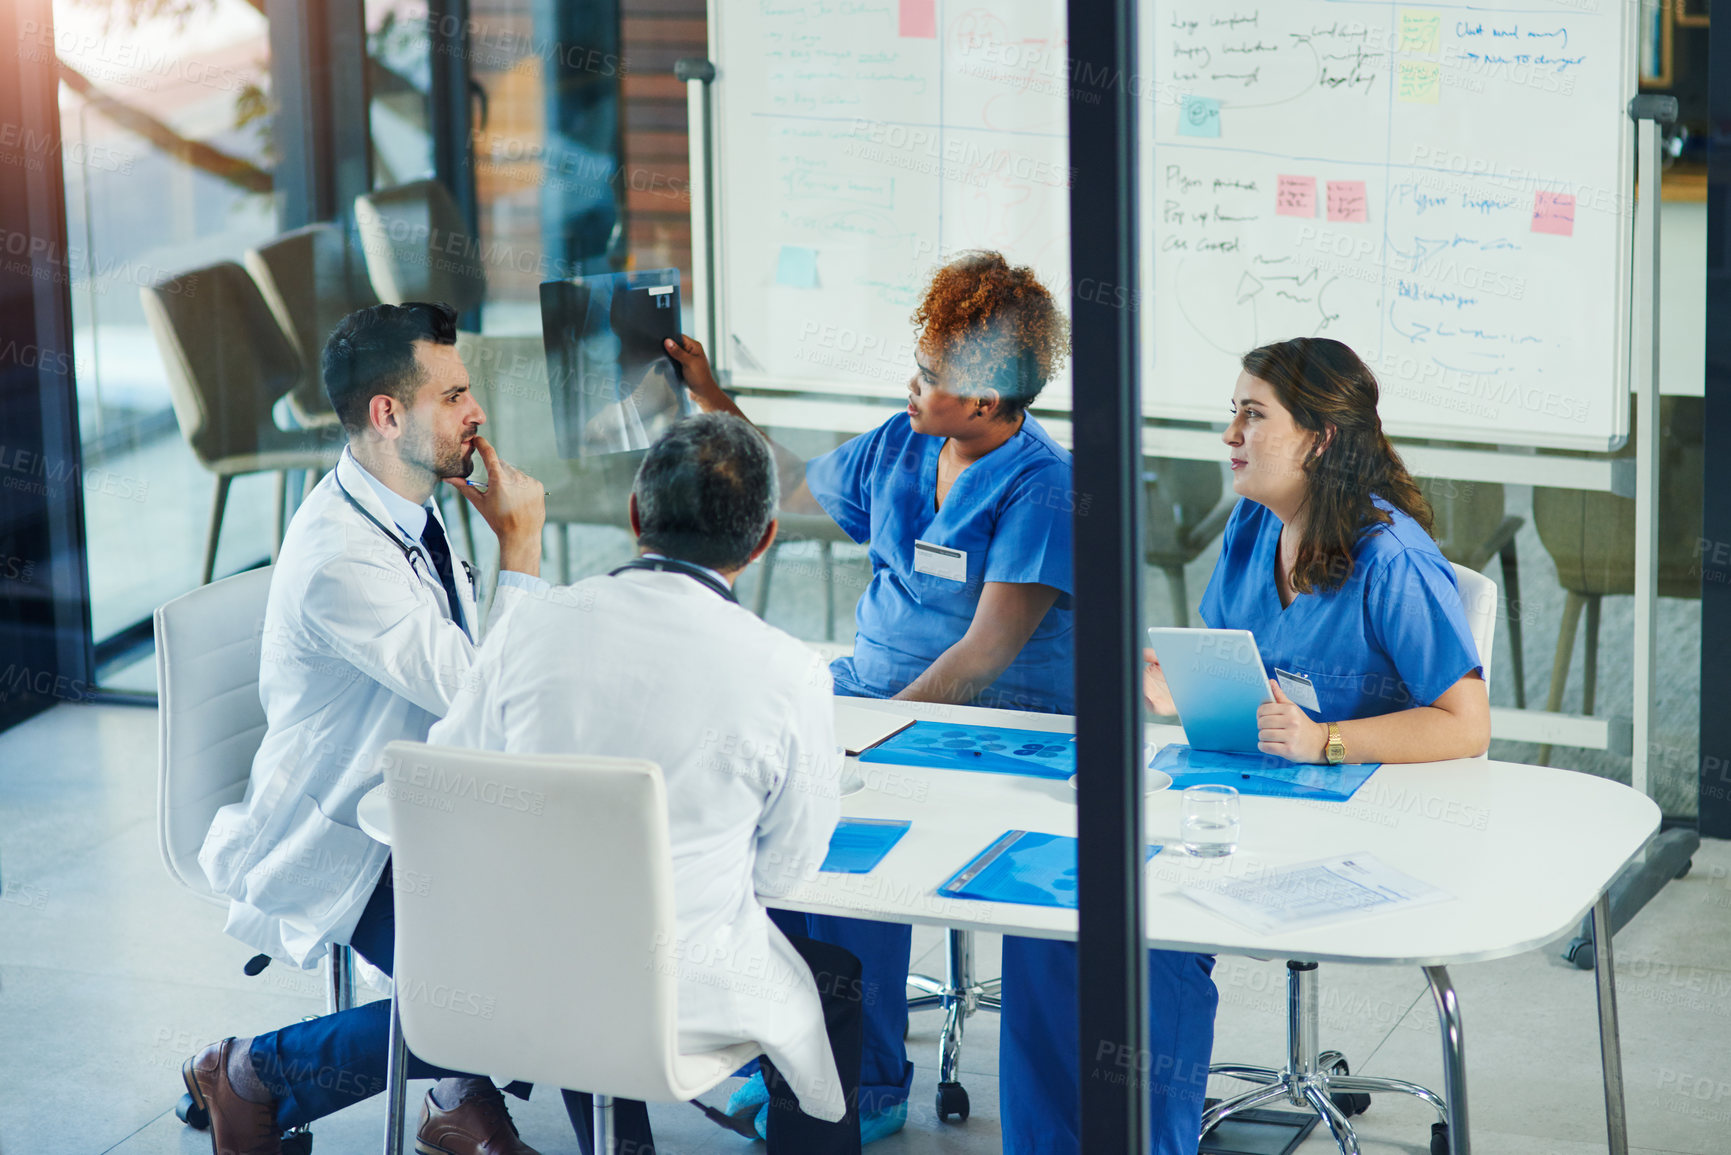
[1,701,1726,1154]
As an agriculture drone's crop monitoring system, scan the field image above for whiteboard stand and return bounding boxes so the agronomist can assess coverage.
[1559,95,1699,972]
[676,57,718,358]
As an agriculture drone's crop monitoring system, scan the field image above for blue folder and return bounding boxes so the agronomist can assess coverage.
[938,830,1162,910]
[819,818,912,874]
[857,722,1076,779]
[1151,744,1379,802]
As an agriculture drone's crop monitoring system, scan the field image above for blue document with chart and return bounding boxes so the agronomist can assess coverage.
[819,818,911,874]
[1152,744,1379,802]
[939,831,1162,910]
[857,722,1076,779]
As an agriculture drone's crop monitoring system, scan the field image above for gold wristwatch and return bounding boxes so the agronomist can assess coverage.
[1325,722,1346,765]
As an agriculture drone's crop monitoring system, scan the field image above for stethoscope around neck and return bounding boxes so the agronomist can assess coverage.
[333,473,476,597]
[609,556,737,603]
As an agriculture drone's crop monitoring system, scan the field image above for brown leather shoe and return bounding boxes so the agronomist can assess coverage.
[416,1086,543,1155]
[182,1038,282,1155]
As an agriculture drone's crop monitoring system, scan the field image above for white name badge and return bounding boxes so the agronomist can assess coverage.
[913,539,967,582]
[1274,667,1322,713]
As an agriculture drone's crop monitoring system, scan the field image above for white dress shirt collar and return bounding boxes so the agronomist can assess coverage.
[348,453,433,544]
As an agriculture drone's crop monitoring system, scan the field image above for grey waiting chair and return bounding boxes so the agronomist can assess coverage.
[245,221,380,429]
[355,178,486,316]
[1418,476,1528,708]
[1144,458,1236,626]
[752,512,858,641]
[140,262,343,584]
[1532,396,1703,764]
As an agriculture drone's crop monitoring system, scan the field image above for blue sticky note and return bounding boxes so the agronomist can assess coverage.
[1180,95,1221,138]
[820,819,911,874]
[775,244,819,288]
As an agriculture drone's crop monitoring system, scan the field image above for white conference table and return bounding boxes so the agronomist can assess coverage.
[358,696,1659,1155]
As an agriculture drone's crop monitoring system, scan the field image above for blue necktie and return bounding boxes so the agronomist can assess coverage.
[420,514,467,636]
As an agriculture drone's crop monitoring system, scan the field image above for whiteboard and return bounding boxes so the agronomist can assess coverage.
[1138,1,1635,449]
[709,2,1073,409]
[708,1,1634,450]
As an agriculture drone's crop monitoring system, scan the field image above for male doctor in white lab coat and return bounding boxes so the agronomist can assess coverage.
[431,412,864,1155]
[185,302,553,1155]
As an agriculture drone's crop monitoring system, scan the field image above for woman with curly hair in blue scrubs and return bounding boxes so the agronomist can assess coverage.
[667,250,1076,1144]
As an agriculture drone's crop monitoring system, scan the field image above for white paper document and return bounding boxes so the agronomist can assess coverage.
[1180,853,1451,935]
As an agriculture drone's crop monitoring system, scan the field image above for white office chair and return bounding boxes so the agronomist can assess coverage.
[377,742,761,1155]
[154,566,357,1150]
[1202,562,1498,1155]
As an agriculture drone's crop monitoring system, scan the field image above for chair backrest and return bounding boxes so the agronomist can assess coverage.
[1419,477,1508,570]
[1533,395,1704,599]
[386,742,706,1100]
[354,179,486,313]
[1143,457,1227,567]
[1450,563,1497,758]
[140,262,306,464]
[245,222,379,423]
[154,565,274,901]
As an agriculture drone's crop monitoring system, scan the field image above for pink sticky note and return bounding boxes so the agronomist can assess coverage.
[1532,190,1575,237]
[899,0,936,37]
[1326,180,1368,223]
[1276,175,1317,218]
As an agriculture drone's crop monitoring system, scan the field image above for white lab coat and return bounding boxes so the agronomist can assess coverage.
[199,448,525,968]
[429,568,847,1122]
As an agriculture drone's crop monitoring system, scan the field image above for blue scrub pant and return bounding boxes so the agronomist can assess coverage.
[1000,938,1217,1155]
[775,909,914,1115]
[249,866,528,1130]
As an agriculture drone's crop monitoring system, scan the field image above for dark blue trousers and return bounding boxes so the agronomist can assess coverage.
[249,867,525,1131]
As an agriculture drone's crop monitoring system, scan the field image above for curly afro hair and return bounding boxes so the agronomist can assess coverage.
[911,250,1071,417]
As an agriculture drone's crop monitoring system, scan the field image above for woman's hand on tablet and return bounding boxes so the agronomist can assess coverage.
[1257,679,1328,763]
[1142,648,1176,715]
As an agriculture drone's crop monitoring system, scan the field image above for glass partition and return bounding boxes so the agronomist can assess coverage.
[53,0,280,647]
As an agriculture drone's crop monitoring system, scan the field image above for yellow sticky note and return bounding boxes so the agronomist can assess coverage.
[1397,60,1441,104]
[1399,9,1442,55]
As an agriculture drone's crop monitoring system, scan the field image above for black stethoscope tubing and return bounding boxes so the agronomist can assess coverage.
[609,556,738,604]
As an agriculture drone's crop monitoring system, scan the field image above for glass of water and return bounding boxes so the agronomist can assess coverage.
[1181,784,1240,857]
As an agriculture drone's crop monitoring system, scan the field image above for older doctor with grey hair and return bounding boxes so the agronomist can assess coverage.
[432,412,864,1155]
[186,302,554,1155]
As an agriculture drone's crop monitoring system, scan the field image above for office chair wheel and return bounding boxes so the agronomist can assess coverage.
[1430,1121,1450,1155]
[936,1081,970,1122]
[175,1091,210,1130]
[281,1130,314,1155]
[1322,1054,1370,1117]
[1563,936,1595,970]
[1676,858,1693,879]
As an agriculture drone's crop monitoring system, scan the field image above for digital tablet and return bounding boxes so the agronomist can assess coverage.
[1145,627,1275,754]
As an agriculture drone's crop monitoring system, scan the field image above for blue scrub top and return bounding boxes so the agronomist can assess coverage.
[1199,497,1481,722]
[805,411,1075,714]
